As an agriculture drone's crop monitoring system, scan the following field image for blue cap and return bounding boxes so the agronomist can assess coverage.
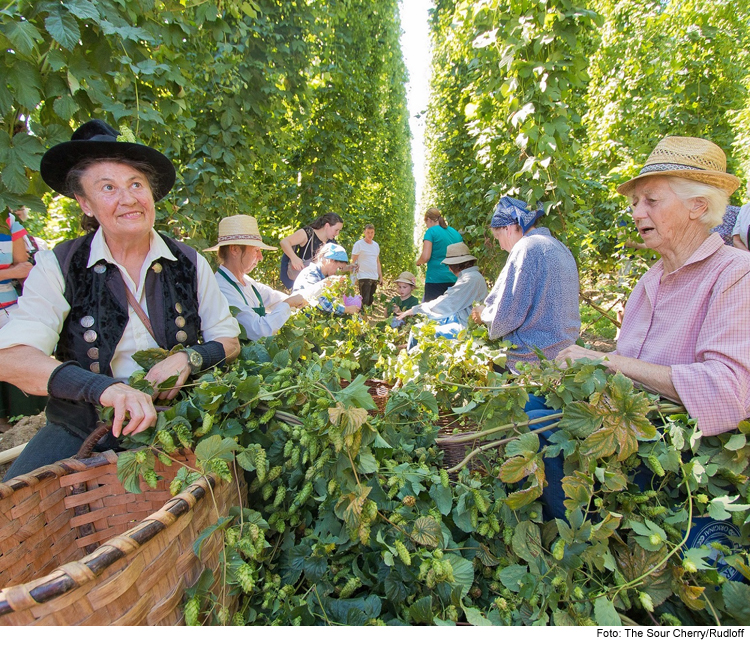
[321,242,349,262]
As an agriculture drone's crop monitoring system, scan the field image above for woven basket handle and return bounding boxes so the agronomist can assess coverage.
[74,423,112,460]
[73,406,170,460]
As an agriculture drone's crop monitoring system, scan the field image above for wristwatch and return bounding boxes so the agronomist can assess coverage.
[185,348,203,375]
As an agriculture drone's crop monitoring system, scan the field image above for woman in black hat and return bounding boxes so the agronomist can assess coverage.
[0,120,240,479]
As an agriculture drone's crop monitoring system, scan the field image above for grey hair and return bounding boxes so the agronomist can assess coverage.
[666,177,729,229]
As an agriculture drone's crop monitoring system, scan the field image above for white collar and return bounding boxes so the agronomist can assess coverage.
[87,228,177,269]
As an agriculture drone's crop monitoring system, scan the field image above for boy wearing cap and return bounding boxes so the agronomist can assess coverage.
[389,271,419,328]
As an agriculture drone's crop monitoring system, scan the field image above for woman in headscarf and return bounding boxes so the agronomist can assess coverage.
[471,196,580,372]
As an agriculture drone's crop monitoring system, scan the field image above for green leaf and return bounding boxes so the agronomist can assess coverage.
[131,348,171,371]
[463,606,492,626]
[429,483,453,515]
[2,19,43,56]
[64,0,101,22]
[559,400,603,437]
[445,553,474,596]
[594,596,622,626]
[511,521,543,563]
[384,573,408,604]
[116,450,143,495]
[334,374,377,410]
[498,453,538,483]
[707,495,750,521]
[722,581,750,624]
[194,434,238,463]
[411,516,441,548]
[498,564,528,592]
[409,596,433,625]
[505,432,540,458]
[45,6,82,51]
[192,516,232,557]
[724,433,746,451]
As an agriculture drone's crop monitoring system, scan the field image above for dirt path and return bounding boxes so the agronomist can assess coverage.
[0,413,45,479]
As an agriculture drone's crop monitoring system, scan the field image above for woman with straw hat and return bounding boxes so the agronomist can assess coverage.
[0,119,240,479]
[471,195,580,373]
[557,136,750,436]
[207,215,307,340]
[526,136,750,521]
[397,242,487,328]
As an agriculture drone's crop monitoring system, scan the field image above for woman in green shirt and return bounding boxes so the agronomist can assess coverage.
[415,207,463,301]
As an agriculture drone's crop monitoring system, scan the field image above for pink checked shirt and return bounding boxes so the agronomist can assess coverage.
[617,233,750,435]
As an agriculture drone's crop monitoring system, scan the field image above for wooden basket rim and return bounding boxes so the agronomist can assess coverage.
[0,450,222,617]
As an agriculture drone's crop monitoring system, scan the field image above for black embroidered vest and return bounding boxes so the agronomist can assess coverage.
[54,232,201,376]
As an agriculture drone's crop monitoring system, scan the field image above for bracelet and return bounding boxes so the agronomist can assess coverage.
[47,361,120,405]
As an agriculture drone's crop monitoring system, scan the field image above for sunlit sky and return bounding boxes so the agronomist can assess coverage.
[398,0,432,229]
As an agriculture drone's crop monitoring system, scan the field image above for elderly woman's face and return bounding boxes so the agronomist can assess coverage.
[75,161,155,243]
[492,224,523,252]
[631,177,691,253]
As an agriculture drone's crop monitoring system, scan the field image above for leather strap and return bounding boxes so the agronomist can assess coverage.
[122,278,157,342]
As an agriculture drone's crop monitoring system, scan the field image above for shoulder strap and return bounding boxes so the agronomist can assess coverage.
[218,268,249,306]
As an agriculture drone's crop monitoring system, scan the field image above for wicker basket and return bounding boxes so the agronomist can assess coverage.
[0,447,245,625]
[339,378,391,415]
[436,414,482,473]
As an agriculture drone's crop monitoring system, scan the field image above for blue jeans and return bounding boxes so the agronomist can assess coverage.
[523,395,567,521]
[423,281,454,302]
[3,398,119,481]
[524,395,670,521]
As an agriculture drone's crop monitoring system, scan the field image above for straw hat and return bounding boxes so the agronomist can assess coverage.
[204,215,277,251]
[40,120,176,201]
[617,136,740,197]
[394,271,416,286]
[442,242,476,265]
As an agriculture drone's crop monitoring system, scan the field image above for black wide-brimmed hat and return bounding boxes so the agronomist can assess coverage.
[40,119,176,201]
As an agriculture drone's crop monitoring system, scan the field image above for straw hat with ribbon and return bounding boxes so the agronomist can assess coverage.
[205,215,278,252]
[617,136,740,197]
[442,242,477,265]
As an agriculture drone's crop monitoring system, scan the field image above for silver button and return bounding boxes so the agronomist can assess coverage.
[93,263,107,274]
[80,315,95,328]
[89,362,100,374]
[175,316,186,328]
[175,330,188,342]
[83,330,97,343]
[87,347,99,359]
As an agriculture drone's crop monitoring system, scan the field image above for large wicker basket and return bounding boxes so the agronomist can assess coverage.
[0,448,245,625]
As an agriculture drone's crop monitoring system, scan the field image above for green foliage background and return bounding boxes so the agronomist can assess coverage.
[423,0,750,278]
[0,0,416,279]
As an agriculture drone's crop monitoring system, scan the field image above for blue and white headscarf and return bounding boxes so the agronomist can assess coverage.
[491,197,544,234]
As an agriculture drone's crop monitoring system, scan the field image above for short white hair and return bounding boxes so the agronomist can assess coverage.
[666,176,729,229]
